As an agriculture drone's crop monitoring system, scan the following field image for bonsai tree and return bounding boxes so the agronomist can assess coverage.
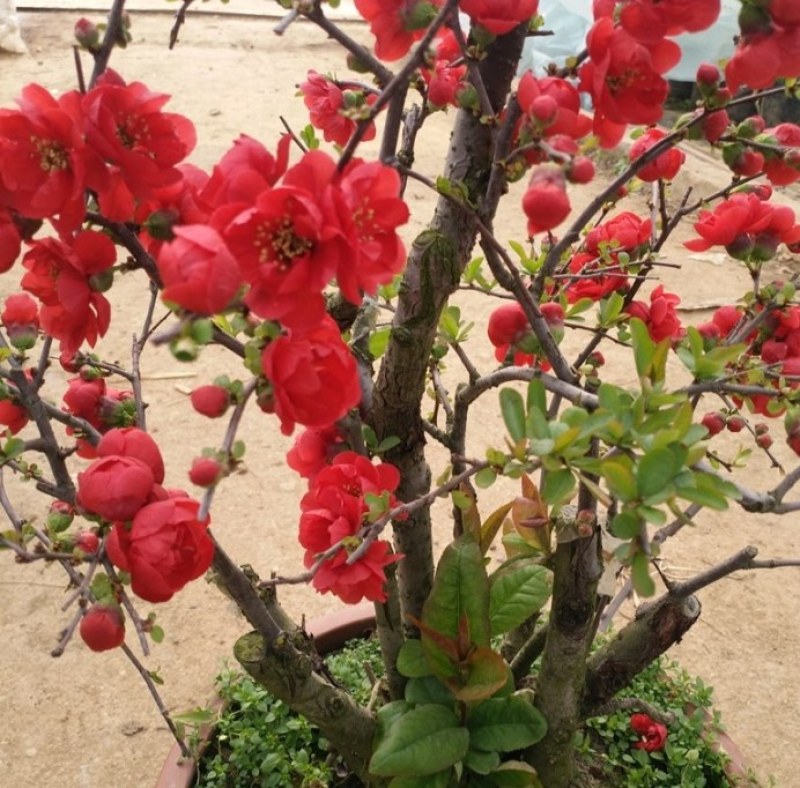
[2,0,800,784]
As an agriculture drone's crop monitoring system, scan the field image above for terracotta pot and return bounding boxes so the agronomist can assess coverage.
[154,603,375,788]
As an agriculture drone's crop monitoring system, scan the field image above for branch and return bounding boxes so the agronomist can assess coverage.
[169,0,194,50]
[88,0,127,88]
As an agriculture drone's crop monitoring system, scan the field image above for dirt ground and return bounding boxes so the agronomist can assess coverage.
[1,9,799,787]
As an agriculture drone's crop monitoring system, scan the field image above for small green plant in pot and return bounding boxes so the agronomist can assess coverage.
[2,0,800,786]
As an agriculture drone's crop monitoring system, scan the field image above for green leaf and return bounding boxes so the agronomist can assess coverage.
[500,388,526,443]
[396,639,430,679]
[389,770,453,788]
[405,676,455,706]
[489,564,553,636]
[468,695,548,752]
[370,705,470,777]
[421,536,491,678]
[479,501,513,556]
[486,760,543,786]
[465,748,501,775]
[172,707,217,727]
[527,379,547,416]
[601,456,637,502]
[636,447,680,499]
[369,327,391,359]
[630,318,655,381]
[475,468,497,489]
[610,510,642,539]
[540,468,575,507]
[149,624,165,644]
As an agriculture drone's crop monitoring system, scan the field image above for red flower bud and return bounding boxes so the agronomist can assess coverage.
[189,457,223,488]
[75,531,100,554]
[522,166,570,235]
[190,384,230,418]
[696,62,720,87]
[726,415,746,433]
[701,412,726,436]
[80,605,125,652]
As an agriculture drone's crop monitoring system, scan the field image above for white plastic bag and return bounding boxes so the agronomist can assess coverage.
[0,0,27,55]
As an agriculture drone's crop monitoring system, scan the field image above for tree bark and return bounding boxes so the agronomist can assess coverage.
[528,532,603,787]
[369,24,528,629]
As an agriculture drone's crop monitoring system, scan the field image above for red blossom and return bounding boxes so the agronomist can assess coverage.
[763,123,800,186]
[77,455,156,522]
[0,207,21,273]
[628,127,685,182]
[459,0,539,36]
[487,301,564,367]
[355,0,441,61]
[287,425,345,480]
[82,72,197,220]
[200,134,290,211]
[223,150,348,330]
[156,224,242,315]
[105,497,214,603]
[516,73,593,149]
[625,285,684,342]
[0,84,93,232]
[725,26,800,93]
[261,316,361,435]
[20,231,116,358]
[615,0,720,44]
[96,427,165,485]
[630,713,668,752]
[300,71,377,147]
[337,159,410,304]
[0,395,28,434]
[578,18,679,147]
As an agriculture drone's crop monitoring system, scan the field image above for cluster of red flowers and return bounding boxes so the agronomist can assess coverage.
[77,427,214,604]
[296,450,403,603]
[685,190,800,265]
[0,73,195,359]
[578,1,720,148]
[725,0,800,92]
[421,30,468,110]
[487,301,564,367]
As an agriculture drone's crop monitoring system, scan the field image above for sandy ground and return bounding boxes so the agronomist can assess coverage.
[1,9,799,787]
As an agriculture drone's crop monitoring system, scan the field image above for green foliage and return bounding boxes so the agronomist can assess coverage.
[577,657,733,787]
[198,637,383,787]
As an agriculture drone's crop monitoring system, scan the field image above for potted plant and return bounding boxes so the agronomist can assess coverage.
[1,0,799,785]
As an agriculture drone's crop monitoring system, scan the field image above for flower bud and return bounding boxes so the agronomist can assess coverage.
[189,456,224,488]
[74,17,100,51]
[80,605,125,652]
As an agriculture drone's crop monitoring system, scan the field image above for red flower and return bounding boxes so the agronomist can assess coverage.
[616,0,720,44]
[337,159,409,304]
[355,0,441,61]
[578,18,679,147]
[625,285,684,342]
[96,427,165,485]
[0,84,92,232]
[1,293,39,350]
[300,71,377,147]
[156,224,242,315]
[763,123,800,187]
[223,151,348,330]
[516,73,592,145]
[629,127,685,182]
[0,395,28,435]
[105,497,214,603]
[684,193,800,262]
[725,26,800,93]
[630,713,668,752]
[20,231,116,358]
[82,72,197,219]
[77,455,155,522]
[287,425,345,480]
[261,316,361,435]
[79,605,126,652]
[487,301,564,367]
[522,166,571,235]
[459,0,539,35]
[200,134,290,212]
[190,384,230,418]
[298,452,402,603]
[0,208,21,273]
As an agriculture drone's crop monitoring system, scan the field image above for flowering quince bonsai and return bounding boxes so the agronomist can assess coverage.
[4,0,800,785]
